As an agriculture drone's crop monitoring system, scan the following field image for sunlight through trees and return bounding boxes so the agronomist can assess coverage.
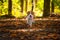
[0,0,60,18]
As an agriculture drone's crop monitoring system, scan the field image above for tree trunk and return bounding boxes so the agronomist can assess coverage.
[43,0,50,17]
[35,0,37,8]
[25,0,27,12]
[51,0,54,13]
[31,0,34,11]
[20,0,24,13]
[8,0,12,16]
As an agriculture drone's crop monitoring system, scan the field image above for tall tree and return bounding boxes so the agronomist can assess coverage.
[8,0,12,16]
[51,0,54,13]
[43,0,50,17]
[31,0,34,11]
[35,0,37,8]
[25,0,27,12]
[20,0,24,13]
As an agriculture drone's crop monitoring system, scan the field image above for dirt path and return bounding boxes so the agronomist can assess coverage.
[0,18,60,21]
[0,18,60,40]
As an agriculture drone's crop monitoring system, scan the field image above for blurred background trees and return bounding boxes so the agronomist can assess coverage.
[20,0,24,13]
[8,0,12,16]
[43,0,50,17]
[0,0,3,14]
[0,0,60,18]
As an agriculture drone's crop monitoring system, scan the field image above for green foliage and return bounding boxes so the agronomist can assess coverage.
[53,0,60,9]
[0,0,8,15]
[36,0,44,11]
[0,0,60,18]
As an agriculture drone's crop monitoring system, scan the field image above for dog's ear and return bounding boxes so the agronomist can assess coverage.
[27,11,35,15]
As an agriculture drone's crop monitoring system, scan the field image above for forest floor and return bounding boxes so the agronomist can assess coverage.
[0,18,60,40]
